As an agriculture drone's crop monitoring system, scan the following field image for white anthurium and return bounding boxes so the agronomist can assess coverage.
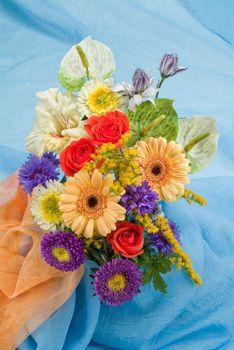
[176,116,219,172]
[25,88,87,156]
[58,36,115,92]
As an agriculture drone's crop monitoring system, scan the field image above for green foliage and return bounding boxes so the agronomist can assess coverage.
[127,98,178,146]
[137,248,172,293]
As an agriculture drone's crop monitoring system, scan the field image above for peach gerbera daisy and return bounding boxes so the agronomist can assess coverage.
[59,169,126,237]
[136,137,190,201]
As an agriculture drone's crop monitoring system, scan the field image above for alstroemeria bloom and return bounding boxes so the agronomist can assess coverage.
[114,68,158,112]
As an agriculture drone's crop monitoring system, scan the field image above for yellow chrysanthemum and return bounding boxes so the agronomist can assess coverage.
[136,137,190,201]
[59,169,126,238]
[77,79,122,117]
[31,180,64,231]
[87,85,119,115]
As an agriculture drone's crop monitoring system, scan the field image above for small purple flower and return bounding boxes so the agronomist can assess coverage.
[114,69,158,112]
[132,68,150,93]
[42,152,60,167]
[18,152,59,194]
[41,231,84,271]
[121,181,159,215]
[150,220,181,254]
[93,259,142,306]
[159,54,187,78]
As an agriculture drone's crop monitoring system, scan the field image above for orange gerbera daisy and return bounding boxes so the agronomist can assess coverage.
[59,169,126,237]
[136,137,190,201]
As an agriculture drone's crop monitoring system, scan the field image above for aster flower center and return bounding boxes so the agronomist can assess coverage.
[107,273,126,292]
[39,192,62,224]
[87,86,119,114]
[52,247,70,262]
[76,190,106,218]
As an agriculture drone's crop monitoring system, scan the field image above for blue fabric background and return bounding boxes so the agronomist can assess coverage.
[0,1,234,349]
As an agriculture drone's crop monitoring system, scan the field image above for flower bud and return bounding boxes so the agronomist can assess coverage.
[132,68,150,92]
[159,54,187,78]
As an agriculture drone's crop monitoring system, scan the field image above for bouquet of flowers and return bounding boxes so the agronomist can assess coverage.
[18,37,218,306]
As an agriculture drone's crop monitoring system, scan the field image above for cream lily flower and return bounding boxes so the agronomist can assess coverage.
[25,88,86,156]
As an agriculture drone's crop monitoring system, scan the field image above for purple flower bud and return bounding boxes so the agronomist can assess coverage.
[132,68,150,92]
[159,54,187,78]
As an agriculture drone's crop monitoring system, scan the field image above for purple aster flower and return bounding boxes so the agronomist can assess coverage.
[93,259,142,306]
[18,153,59,194]
[150,220,181,254]
[159,54,187,78]
[121,181,159,215]
[42,152,60,167]
[41,231,84,271]
[132,68,150,93]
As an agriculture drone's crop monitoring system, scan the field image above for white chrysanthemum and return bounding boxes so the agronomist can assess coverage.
[26,88,87,156]
[31,180,64,231]
[77,79,125,117]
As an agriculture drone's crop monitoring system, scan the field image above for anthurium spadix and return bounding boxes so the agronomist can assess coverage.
[58,36,116,92]
[176,116,219,173]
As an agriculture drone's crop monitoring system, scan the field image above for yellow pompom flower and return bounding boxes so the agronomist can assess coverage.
[156,215,202,285]
[183,188,207,206]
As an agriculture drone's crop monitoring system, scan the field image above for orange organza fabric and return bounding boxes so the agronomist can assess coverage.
[0,173,84,350]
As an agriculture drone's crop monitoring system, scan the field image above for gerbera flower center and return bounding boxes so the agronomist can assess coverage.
[107,273,126,292]
[52,247,70,262]
[150,160,166,179]
[39,192,62,224]
[76,190,106,219]
[143,158,169,186]
[87,86,119,114]
[152,165,161,175]
[87,195,98,208]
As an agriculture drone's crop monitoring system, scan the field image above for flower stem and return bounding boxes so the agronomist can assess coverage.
[86,246,106,266]
[155,76,166,98]
[60,175,67,183]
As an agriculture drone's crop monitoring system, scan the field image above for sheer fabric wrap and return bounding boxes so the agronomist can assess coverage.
[0,173,83,350]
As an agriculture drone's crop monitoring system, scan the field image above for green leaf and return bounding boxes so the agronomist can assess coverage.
[152,272,168,293]
[142,269,153,285]
[127,98,178,146]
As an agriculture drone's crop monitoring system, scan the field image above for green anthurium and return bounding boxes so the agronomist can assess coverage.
[127,98,178,146]
[58,36,115,92]
[176,116,219,172]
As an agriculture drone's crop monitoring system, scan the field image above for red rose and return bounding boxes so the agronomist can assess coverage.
[60,138,95,176]
[107,221,144,258]
[84,111,130,144]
